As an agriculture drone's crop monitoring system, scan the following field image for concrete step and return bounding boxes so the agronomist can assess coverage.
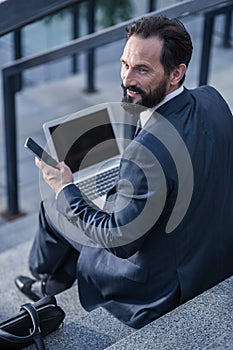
[1,208,233,349]
[0,214,39,321]
[0,212,134,350]
[105,275,233,350]
[24,306,134,350]
[0,213,87,331]
[0,212,37,252]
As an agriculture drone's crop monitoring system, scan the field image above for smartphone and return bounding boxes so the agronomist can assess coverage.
[24,137,58,168]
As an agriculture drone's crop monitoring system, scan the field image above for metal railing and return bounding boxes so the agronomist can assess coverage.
[1,0,233,217]
[1,0,157,93]
[0,0,83,36]
[199,2,233,85]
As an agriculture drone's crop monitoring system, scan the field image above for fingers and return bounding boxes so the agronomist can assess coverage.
[35,157,51,171]
[34,157,73,193]
[35,157,59,171]
[35,157,58,179]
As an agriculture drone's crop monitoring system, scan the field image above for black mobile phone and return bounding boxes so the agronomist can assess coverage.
[24,137,58,168]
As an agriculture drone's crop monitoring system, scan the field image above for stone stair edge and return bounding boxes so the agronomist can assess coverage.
[105,274,233,350]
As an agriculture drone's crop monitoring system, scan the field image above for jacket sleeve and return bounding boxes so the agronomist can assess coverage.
[56,138,167,258]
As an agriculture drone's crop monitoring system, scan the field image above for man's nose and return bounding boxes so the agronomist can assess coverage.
[122,67,137,87]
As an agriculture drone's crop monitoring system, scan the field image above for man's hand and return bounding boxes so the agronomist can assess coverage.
[35,158,73,193]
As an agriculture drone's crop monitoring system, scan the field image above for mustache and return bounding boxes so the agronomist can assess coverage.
[121,83,145,96]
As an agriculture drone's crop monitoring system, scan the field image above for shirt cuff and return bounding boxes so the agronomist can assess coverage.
[55,182,74,199]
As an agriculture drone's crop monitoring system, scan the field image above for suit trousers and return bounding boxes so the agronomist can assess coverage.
[29,199,82,295]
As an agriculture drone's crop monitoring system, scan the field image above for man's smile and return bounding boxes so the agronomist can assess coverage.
[127,89,141,97]
[122,85,145,103]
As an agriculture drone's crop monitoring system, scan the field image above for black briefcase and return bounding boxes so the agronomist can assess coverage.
[0,295,65,350]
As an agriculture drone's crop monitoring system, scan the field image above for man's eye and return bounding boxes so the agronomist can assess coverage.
[138,67,147,74]
[122,62,129,69]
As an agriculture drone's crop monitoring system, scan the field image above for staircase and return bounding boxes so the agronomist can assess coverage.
[0,4,233,349]
[1,212,233,350]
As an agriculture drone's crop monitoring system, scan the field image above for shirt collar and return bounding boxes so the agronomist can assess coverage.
[140,85,184,128]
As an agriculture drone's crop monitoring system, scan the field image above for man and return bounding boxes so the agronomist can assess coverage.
[15,16,233,329]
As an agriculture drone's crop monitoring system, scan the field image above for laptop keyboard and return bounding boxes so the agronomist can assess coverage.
[77,166,119,200]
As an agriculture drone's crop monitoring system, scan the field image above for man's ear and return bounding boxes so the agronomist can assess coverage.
[170,64,187,86]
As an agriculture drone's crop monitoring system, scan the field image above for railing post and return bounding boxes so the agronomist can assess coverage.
[71,4,80,74]
[223,10,232,48]
[199,13,215,86]
[148,0,157,12]
[2,71,21,218]
[86,0,96,92]
[13,28,23,91]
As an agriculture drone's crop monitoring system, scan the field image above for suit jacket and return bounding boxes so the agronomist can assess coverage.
[57,86,233,328]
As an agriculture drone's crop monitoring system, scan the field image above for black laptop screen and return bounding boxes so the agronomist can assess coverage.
[48,108,120,173]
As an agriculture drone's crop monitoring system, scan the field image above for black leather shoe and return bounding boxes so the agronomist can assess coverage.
[14,275,46,302]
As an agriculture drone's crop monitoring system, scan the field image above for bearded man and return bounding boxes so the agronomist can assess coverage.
[15,16,233,329]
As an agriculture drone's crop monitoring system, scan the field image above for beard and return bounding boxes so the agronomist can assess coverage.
[121,76,168,115]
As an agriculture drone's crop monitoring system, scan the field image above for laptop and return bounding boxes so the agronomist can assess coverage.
[43,103,124,209]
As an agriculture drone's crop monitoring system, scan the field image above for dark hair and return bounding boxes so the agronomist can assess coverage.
[126,15,193,85]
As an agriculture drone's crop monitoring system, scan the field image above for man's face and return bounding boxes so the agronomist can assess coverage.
[120,35,170,108]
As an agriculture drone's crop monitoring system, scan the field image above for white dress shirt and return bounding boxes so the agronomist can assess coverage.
[140,85,184,127]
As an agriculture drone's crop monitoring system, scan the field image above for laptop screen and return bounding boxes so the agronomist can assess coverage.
[48,107,121,173]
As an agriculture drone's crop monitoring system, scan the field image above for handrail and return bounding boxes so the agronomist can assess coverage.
[0,0,84,37]
[1,0,233,217]
[2,0,231,75]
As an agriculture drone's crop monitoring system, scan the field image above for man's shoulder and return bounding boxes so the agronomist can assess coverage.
[189,85,231,114]
[188,85,222,100]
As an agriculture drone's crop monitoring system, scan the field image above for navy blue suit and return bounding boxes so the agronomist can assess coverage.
[29,86,233,329]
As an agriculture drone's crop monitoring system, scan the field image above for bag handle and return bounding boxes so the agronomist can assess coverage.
[21,303,46,350]
[0,303,46,350]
